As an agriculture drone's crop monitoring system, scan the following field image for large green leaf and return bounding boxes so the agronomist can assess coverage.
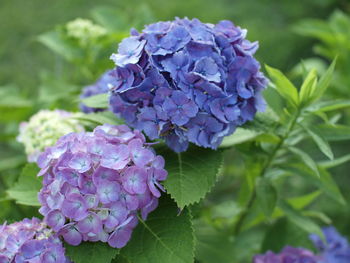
[265,65,299,107]
[121,196,194,263]
[162,146,223,208]
[65,242,119,263]
[7,164,41,206]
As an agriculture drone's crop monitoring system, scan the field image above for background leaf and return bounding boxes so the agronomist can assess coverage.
[289,147,320,177]
[6,164,41,206]
[220,128,261,147]
[194,219,235,263]
[305,127,333,160]
[38,31,82,61]
[282,163,346,205]
[278,200,323,238]
[256,178,277,217]
[265,65,299,107]
[72,112,124,126]
[80,93,109,109]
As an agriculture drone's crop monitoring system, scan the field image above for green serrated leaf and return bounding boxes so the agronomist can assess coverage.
[256,178,277,217]
[304,127,333,160]
[80,93,109,109]
[161,146,223,208]
[7,164,41,206]
[265,65,299,107]
[121,196,194,263]
[278,200,323,238]
[65,242,119,263]
[289,147,320,177]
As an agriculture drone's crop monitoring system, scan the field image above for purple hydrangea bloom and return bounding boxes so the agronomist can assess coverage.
[109,17,268,152]
[253,246,319,263]
[80,70,116,113]
[0,218,70,263]
[37,124,167,248]
[310,226,350,263]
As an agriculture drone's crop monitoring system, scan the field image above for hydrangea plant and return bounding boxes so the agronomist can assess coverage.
[37,124,167,248]
[17,110,84,162]
[0,218,70,262]
[108,17,268,152]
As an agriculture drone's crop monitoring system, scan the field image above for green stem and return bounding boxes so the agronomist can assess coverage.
[233,109,300,235]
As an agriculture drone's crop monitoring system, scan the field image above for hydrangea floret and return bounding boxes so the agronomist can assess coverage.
[0,217,70,263]
[66,18,107,46]
[80,70,115,113]
[253,246,319,263]
[310,226,350,263]
[108,17,268,152]
[17,110,84,162]
[37,124,167,248]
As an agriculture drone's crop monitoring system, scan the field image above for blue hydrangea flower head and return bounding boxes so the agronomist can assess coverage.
[310,226,350,263]
[80,70,116,113]
[108,17,268,152]
[37,124,167,248]
[253,246,320,263]
[0,218,70,262]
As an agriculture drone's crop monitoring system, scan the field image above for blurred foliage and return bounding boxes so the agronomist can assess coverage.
[294,9,350,97]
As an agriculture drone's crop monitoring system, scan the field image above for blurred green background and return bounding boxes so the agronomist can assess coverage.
[1,0,348,92]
